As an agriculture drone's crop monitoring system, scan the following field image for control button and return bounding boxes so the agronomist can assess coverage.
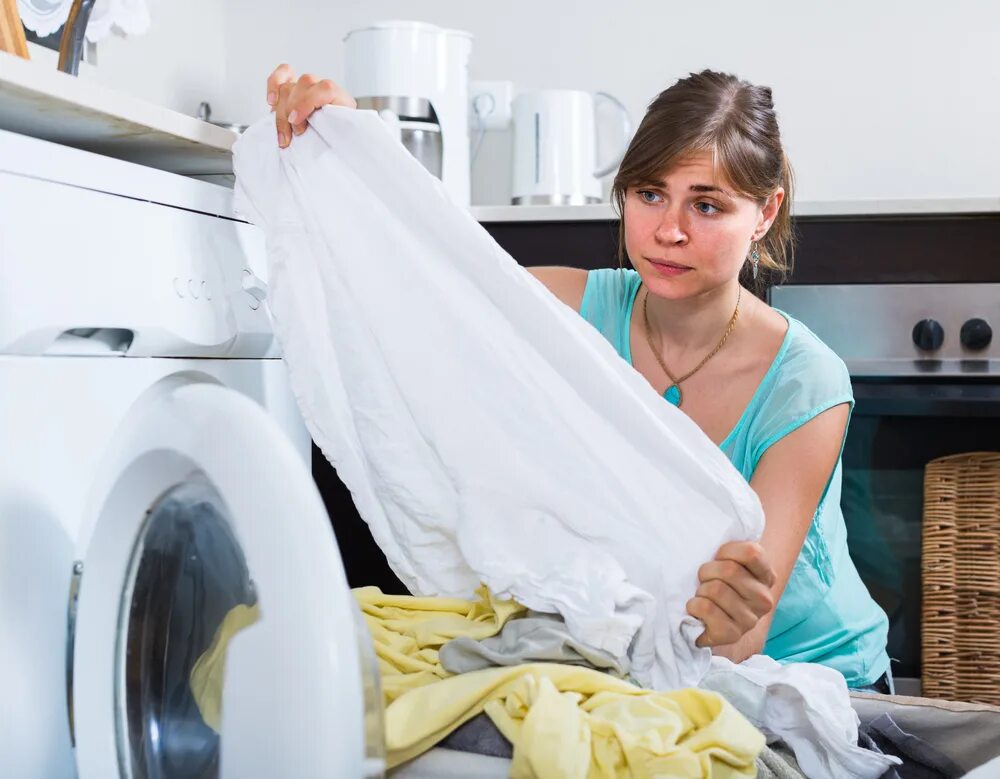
[242,269,268,311]
[912,319,944,351]
[201,280,212,301]
[172,277,185,298]
[960,318,992,351]
[187,278,200,299]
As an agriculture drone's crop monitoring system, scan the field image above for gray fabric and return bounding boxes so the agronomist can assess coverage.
[437,612,626,764]
[439,611,630,677]
[756,744,806,779]
[851,692,1000,773]
[858,713,963,779]
[438,714,512,759]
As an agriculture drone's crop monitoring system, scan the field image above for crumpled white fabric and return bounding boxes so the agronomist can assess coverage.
[232,106,764,691]
[703,656,901,779]
[232,107,897,779]
[17,0,149,42]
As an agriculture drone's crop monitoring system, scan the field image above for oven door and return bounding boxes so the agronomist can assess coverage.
[842,378,1000,688]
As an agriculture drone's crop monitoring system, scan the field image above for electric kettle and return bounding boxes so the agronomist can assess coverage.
[511,89,632,205]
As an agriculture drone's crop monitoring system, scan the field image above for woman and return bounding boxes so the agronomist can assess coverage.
[264,66,891,691]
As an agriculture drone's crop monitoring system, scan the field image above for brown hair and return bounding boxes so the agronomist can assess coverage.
[611,70,795,297]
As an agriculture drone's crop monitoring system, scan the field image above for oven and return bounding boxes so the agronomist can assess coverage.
[770,283,1000,692]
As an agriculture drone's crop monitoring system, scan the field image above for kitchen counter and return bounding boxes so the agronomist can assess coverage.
[0,50,235,176]
[471,197,1000,222]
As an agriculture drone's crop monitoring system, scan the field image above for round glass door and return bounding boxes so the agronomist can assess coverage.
[72,379,379,778]
[116,479,256,779]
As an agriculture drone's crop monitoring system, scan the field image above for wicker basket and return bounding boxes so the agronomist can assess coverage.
[922,452,1000,704]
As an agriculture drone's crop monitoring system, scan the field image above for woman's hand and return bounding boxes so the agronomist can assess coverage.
[266,64,357,148]
[686,541,776,648]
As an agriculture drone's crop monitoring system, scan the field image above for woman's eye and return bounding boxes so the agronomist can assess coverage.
[638,190,661,204]
[695,201,720,215]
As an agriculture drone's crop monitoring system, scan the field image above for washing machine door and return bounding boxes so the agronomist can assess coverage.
[70,378,385,779]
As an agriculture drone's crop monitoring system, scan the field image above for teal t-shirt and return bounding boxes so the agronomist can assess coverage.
[579,268,890,687]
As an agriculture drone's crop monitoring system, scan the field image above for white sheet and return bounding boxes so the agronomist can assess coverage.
[232,106,763,690]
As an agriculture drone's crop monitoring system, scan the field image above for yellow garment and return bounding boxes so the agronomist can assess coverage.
[385,662,763,777]
[189,602,261,731]
[353,585,527,703]
[358,588,765,778]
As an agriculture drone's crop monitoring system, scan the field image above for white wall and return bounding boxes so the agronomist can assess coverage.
[75,0,1000,206]
[74,0,229,121]
[217,0,999,205]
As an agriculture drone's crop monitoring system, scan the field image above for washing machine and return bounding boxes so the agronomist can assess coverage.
[0,128,386,778]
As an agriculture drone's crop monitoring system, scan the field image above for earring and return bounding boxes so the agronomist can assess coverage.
[749,242,760,279]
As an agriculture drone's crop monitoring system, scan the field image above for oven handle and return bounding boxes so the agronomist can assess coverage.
[852,381,1000,417]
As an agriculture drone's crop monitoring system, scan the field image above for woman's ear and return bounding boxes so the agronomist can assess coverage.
[753,188,785,240]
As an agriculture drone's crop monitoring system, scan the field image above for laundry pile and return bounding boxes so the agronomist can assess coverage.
[357,586,764,776]
[230,107,900,778]
[191,589,955,778]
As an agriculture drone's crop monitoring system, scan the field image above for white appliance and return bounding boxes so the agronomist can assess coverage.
[344,20,472,207]
[0,129,386,778]
[510,89,632,205]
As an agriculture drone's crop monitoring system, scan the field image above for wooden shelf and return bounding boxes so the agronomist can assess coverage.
[0,50,236,175]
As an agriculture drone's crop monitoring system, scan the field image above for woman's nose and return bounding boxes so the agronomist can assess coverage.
[654,209,688,245]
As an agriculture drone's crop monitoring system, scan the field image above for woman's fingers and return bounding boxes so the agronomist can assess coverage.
[697,558,774,617]
[687,578,760,647]
[714,541,777,588]
[688,595,746,647]
[266,63,296,108]
[274,80,297,148]
[267,67,358,147]
[288,79,358,134]
[284,73,319,136]
[686,541,778,648]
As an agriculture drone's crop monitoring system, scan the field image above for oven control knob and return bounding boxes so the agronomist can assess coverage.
[960,318,992,351]
[912,319,944,351]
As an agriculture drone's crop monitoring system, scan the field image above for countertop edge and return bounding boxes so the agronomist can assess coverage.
[471,197,1000,222]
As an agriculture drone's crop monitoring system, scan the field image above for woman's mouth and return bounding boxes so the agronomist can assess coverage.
[646,258,692,277]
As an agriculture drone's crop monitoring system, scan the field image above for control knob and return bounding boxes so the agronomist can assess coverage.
[960,318,992,351]
[912,319,944,352]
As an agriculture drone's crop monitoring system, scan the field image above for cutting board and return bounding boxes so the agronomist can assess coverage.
[0,0,29,59]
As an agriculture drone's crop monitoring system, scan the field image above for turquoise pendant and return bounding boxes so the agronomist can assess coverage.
[663,385,682,406]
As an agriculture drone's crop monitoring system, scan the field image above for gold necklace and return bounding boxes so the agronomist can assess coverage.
[641,285,741,407]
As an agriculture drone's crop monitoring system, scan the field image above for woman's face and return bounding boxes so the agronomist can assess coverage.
[622,151,782,300]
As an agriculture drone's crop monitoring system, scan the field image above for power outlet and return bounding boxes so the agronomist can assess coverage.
[469,80,513,131]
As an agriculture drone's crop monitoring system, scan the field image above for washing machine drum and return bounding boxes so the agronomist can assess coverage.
[70,380,385,779]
